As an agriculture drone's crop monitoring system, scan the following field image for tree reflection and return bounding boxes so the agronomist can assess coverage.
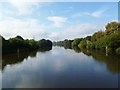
[2,46,120,74]
[78,48,120,73]
[2,47,52,70]
[38,46,52,52]
[72,46,81,53]
[2,51,37,70]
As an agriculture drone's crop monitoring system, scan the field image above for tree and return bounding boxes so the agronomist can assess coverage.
[64,39,73,49]
[72,38,82,48]
[91,30,104,42]
[38,39,52,48]
[78,39,86,49]
[53,21,120,54]
[2,35,52,53]
[105,22,119,35]
[16,35,24,40]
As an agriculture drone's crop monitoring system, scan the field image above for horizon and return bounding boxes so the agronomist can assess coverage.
[0,2,118,41]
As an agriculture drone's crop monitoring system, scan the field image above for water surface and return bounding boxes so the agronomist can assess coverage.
[2,47,120,88]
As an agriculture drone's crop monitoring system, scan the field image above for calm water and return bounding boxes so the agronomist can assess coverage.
[1,47,120,88]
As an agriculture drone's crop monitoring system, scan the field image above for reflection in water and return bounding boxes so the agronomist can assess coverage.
[2,47,120,88]
[2,51,37,70]
[64,46,120,74]
[2,47,52,70]
[79,48,120,74]
[72,46,81,53]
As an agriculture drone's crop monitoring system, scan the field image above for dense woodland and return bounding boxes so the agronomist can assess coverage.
[1,35,52,54]
[53,21,120,54]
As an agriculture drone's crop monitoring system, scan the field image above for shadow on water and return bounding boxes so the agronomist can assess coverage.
[90,50,120,74]
[2,47,52,70]
[80,48,120,74]
[63,46,120,73]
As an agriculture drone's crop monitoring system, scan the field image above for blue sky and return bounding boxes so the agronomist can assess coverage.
[0,1,118,41]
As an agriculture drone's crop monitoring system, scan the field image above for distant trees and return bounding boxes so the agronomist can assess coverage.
[53,39,73,49]
[64,39,73,49]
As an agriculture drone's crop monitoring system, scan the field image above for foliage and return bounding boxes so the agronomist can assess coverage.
[78,39,86,49]
[105,22,119,35]
[54,21,120,54]
[72,38,82,48]
[2,35,52,54]
[53,39,73,49]
[38,39,52,51]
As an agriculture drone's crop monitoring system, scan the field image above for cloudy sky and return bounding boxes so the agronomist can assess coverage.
[0,1,118,41]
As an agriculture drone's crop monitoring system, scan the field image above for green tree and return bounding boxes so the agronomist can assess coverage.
[105,22,119,35]
[72,38,82,48]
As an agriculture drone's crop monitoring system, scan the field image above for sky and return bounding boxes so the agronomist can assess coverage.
[0,1,118,41]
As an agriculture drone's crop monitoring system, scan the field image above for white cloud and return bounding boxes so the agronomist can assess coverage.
[48,23,105,41]
[72,12,89,18]
[72,7,108,18]
[9,1,40,15]
[0,0,43,16]
[47,16,68,27]
[0,16,107,44]
[91,8,107,18]
[0,2,48,40]
[0,2,108,41]
[48,16,67,23]
[0,1,54,18]
[0,17,48,40]
[0,16,104,41]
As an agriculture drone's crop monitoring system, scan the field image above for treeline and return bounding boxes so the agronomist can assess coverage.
[53,21,120,54]
[1,35,52,54]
